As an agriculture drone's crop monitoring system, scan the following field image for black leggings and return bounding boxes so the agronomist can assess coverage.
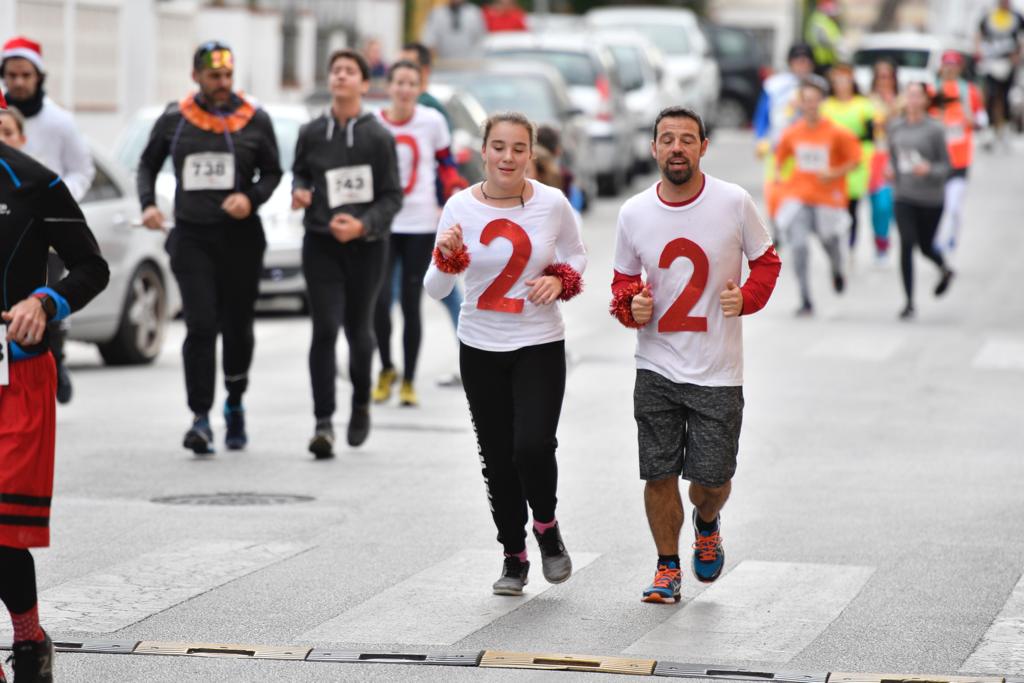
[848,198,860,248]
[894,200,946,306]
[374,233,435,382]
[460,340,566,555]
[0,546,37,614]
[303,231,387,419]
[167,220,266,414]
[985,74,1015,126]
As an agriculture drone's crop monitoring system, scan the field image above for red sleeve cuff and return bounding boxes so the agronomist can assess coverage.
[433,246,471,274]
[543,263,584,301]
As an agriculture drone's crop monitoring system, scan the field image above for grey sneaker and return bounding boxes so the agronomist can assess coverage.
[533,523,572,584]
[492,556,530,596]
[308,419,335,459]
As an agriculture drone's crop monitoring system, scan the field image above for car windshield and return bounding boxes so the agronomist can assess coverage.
[436,72,560,123]
[597,22,692,56]
[116,110,301,174]
[853,48,931,69]
[489,50,598,87]
[608,45,646,91]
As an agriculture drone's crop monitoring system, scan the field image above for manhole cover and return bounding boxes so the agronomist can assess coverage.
[151,493,315,506]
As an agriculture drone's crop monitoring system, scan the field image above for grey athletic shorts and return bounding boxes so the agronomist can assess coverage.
[634,369,744,487]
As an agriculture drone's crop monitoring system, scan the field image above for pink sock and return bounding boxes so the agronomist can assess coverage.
[10,604,44,643]
[505,550,528,563]
[533,518,558,534]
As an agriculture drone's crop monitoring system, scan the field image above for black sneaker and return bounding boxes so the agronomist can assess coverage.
[532,523,572,584]
[183,415,214,455]
[492,556,530,596]
[935,268,954,297]
[9,631,54,683]
[795,301,814,317]
[55,363,72,404]
[347,405,371,447]
[224,403,247,451]
[899,304,916,320]
[832,272,845,294]
[308,419,335,460]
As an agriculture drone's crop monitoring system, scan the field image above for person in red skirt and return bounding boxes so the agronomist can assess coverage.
[0,90,109,683]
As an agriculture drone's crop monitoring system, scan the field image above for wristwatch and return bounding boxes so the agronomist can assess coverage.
[33,292,58,320]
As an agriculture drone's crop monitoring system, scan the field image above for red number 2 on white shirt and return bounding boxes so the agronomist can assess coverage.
[477,219,533,314]
[658,238,709,333]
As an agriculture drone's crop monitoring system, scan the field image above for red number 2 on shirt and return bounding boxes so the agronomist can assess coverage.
[658,238,709,333]
[477,219,532,314]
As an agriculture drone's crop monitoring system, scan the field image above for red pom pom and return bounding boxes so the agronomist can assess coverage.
[433,246,470,274]
[439,165,469,201]
[542,263,584,301]
[609,280,649,328]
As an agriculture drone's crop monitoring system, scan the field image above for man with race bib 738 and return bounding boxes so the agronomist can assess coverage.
[138,41,282,455]
[610,106,781,603]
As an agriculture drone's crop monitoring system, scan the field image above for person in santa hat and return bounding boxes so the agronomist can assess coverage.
[0,87,109,683]
[2,36,96,406]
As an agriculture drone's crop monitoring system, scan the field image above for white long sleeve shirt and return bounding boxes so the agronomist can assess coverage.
[23,97,95,202]
[424,180,587,352]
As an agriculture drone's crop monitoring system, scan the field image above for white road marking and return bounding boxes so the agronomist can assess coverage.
[1,541,311,635]
[625,561,874,664]
[972,338,1024,371]
[961,571,1024,673]
[301,549,599,646]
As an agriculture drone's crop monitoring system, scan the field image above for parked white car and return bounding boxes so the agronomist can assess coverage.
[852,32,975,95]
[68,144,180,365]
[114,103,310,307]
[586,6,721,131]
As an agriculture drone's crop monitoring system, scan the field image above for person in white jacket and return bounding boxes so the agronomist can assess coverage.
[2,35,96,405]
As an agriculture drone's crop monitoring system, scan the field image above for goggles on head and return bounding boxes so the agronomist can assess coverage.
[194,41,234,71]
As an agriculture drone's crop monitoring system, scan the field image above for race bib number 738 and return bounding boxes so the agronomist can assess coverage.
[0,325,9,386]
[182,152,235,191]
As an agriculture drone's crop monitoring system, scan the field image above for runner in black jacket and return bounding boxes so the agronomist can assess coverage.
[292,49,402,456]
[137,41,282,456]
[1,89,109,680]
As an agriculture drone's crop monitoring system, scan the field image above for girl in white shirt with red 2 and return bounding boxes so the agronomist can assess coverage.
[424,112,586,596]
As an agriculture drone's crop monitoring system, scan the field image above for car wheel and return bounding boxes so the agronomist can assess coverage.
[716,97,748,129]
[98,262,167,366]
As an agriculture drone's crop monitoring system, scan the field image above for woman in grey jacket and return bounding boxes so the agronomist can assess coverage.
[292,49,402,455]
[887,82,954,320]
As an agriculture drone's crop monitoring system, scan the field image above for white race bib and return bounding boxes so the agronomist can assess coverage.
[795,144,829,173]
[896,148,923,175]
[325,165,374,208]
[0,325,9,386]
[945,123,966,143]
[182,152,235,191]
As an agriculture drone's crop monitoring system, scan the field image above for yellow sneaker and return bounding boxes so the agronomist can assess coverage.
[399,380,418,407]
[372,367,398,403]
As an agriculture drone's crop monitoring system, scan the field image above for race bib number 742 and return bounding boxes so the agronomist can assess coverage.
[326,165,374,208]
[0,325,9,386]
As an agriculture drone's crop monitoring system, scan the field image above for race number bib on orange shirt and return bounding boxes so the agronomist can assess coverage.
[326,165,374,208]
[182,153,235,191]
[795,144,829,172]
[945,123,966,144]
[0,325,9,386]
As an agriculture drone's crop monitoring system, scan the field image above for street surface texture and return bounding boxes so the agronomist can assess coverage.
[7,130,1023,682]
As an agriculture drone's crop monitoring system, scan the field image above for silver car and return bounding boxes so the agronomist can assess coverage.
[483,31,635,195]
[114,104,310,308]
[68,145,180,365]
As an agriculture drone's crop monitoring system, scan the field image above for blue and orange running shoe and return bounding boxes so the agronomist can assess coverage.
[641,560,682,604]
[692,509,724,583]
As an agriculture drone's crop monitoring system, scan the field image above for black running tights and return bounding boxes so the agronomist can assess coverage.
[374,233,435,382]
[460,340,566,555]
[894,200,946,306]
[0,546,37,614]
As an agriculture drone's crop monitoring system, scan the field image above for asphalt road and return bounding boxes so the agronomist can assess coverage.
[6,130,1024,683]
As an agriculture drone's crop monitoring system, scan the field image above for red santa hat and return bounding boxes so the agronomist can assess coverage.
[2,36,45,73]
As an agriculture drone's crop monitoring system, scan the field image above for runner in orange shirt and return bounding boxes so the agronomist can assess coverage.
[931,50,987,256]
[774,77,861,316]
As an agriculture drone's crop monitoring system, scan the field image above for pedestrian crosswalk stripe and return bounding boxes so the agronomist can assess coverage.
[960,569,1024,674]
[624,561,875,664]
[0,541,312,635]
[971,338,1024,371]
[301,550,600,646]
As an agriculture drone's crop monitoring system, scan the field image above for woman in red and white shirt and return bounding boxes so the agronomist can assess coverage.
[424,112,586,596]
[372,60,465,407]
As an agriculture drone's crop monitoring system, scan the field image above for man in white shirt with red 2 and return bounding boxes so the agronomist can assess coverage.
[610,107,781,604]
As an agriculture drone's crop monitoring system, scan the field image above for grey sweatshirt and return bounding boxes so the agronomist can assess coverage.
[887,116,950,207]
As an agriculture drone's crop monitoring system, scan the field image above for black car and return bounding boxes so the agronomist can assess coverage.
[702,22,770,127]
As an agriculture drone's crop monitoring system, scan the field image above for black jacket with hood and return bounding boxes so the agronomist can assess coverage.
[292,111,402,241]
